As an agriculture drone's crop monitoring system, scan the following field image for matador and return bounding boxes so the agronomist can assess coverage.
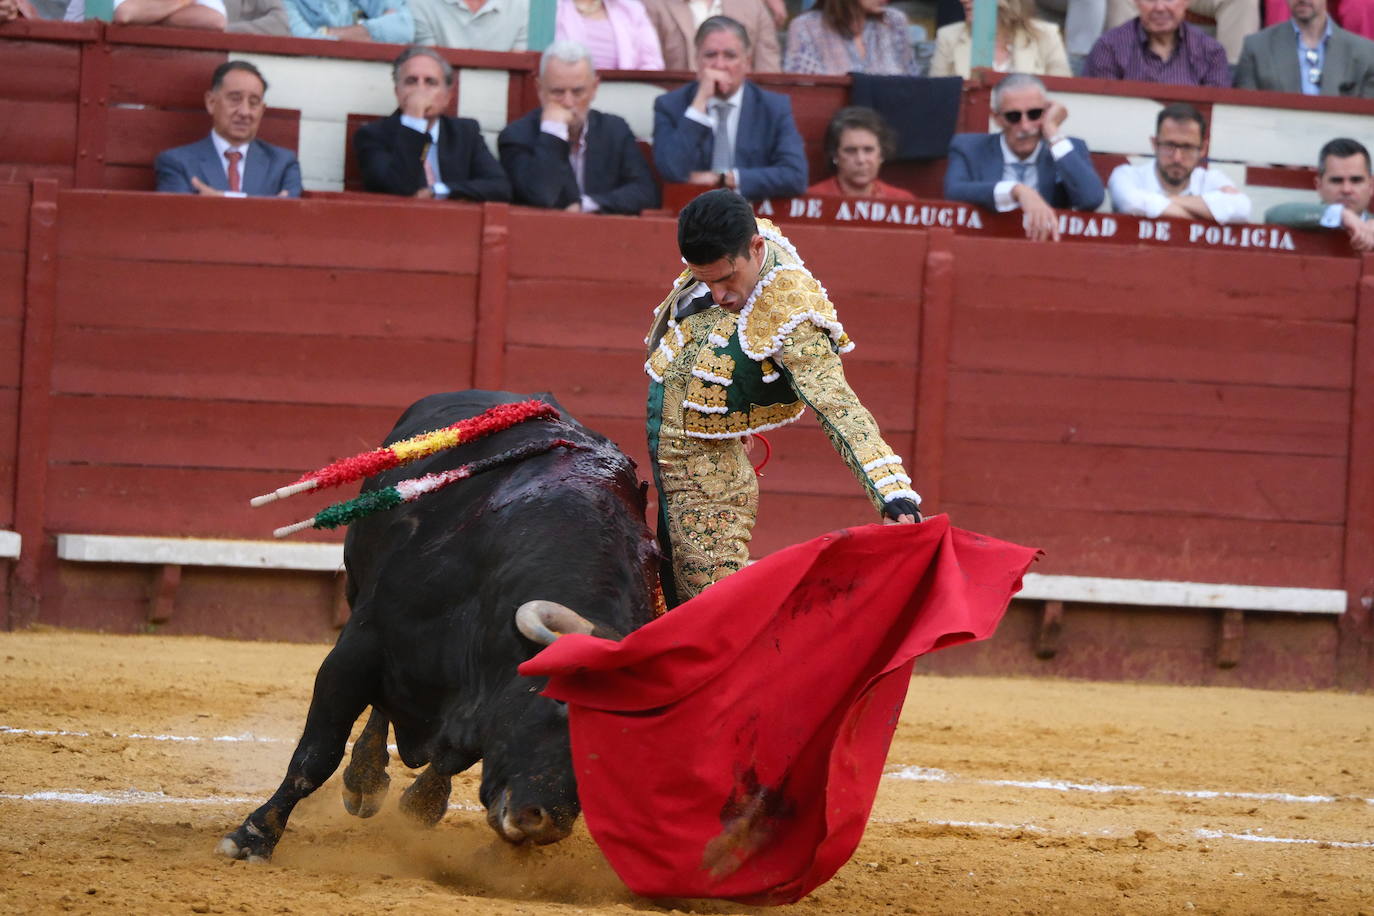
[645,190,922,607]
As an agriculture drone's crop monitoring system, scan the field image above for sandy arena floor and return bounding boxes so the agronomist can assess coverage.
[0,630,1370,915]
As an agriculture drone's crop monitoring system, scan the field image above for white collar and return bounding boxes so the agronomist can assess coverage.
[210,130,249,159]
[999,134,1042,165]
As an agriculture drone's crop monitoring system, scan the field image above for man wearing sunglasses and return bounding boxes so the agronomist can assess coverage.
[1235,0,1374,96]
[943,73,1105,243]
[1107,102,1251,224]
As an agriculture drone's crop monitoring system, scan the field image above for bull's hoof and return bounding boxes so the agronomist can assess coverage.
[216,824,275,863]
[342,779,389,818]
[398,770,450,828]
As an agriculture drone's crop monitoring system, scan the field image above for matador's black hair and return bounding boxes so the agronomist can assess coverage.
[677,189,757,266]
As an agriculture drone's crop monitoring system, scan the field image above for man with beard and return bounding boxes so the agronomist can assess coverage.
[1235,0,1374,96]
[943,73,1104,242]
[1107,102,1251,224]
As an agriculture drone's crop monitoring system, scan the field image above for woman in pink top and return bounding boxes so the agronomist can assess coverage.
[808,107,917,200]
[556,0,665,71]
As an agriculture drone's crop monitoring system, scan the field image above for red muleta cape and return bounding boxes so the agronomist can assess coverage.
[518,516,1040,905]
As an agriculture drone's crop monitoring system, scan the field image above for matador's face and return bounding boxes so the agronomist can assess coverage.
[685,234,767,313]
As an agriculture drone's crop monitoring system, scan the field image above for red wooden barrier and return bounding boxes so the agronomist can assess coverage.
[0,182,1368,687]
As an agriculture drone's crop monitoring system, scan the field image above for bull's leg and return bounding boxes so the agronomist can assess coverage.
[398,744,478,827]
[217,635,376,861]
[398,763,454,827]
[341,707,391,818]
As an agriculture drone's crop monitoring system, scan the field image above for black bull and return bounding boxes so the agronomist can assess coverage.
[219,391,660,861]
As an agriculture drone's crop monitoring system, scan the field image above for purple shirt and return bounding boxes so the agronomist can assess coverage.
[1084,19,1232,87]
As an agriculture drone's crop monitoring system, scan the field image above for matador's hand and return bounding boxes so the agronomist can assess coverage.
[882,498,922,525]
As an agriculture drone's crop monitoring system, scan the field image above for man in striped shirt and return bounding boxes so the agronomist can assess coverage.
[1085,0,1232,85]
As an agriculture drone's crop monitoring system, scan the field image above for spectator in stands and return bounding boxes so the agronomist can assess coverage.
[111,0,227,28]
[1104,0,1256,64]
[155,62,301,197]
[555,0,664,70]
[1235,0,1374,95]
[943,73,1103,242]
[283,0,411,41]
[354,47,512,201]
[641,0,781,71]
[498,41,659,213]
[1264,0,1374,41]
[1036,0,1108,72]
[808,106,916,199]
[411,0,527,49]
[1085,0,1231,84]
[1108,102,1251,223]
[784,0,921,75]
[652,16,806,199]
[0,0,37,20]
[930,0,1072,77]
[227,0,289,32]
[1266,138,1374,249]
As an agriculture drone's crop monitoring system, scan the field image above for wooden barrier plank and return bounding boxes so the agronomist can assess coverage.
[507,209,679,282]
[50,328,474,406]
[0,38,81,102]
[782,223,931,299]
[45,465,350,540]
[107,44,227,109]
[951,236,1359,323]
[0,164,74,187]
[1339,263,1374,688]
[754,491,889,555]
[950,305,1354,389]
[941,439,1346,524]
[57,260,476,338]
[0,100,78,165]
[944,502,1344,588]
[504,279,678,350]
[949,370,1350,458]
[56,191,484,273]
[46,395,404,472]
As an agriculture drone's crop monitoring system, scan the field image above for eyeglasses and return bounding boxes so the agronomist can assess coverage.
[1305,48,1323,86]
[1155,140,1203,156]
[999,108,1044,124]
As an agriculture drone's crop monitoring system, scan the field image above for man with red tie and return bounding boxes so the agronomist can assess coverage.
[155,61,302,198]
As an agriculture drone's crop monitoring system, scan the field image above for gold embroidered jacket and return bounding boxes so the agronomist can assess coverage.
[644,220,920,512]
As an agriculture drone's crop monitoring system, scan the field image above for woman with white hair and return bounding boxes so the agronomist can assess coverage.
[555,0,664,70]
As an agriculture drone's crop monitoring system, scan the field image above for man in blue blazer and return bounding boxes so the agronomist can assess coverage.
[652,16,806,202]
[943,73,1103,242]
[155,61,302,198]
[499,41,658,215]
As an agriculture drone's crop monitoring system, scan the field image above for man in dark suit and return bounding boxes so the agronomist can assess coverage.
[1235,0,1374,96]
[354,47,511,202]
[155,61,301,198]
[943,73,1104,242]
[498,41,657,215]
[652,16,806,201]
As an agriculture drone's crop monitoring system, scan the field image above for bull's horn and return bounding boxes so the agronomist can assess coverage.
[515,600,596,646]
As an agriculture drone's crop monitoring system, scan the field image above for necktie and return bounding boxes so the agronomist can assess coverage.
[421,140,438,187]
[710,100,733,173]
[225,150,242,193]
[1012,160,1031,186]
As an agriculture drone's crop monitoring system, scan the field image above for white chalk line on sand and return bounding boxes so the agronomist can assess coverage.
[3,789,1369,851]
[885,765,1374,807]
[0,725,285,744]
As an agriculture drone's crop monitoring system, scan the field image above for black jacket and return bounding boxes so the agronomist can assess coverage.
[354,111,511,202]
[498,108,658,214]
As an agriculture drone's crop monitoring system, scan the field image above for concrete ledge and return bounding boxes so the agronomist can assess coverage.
[0,530,20,559]
[1019,573,1347,615]
[56,534,343,572]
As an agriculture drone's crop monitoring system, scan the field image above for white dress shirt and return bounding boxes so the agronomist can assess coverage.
[210,130,250,198]
[1108,159,1252,224]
